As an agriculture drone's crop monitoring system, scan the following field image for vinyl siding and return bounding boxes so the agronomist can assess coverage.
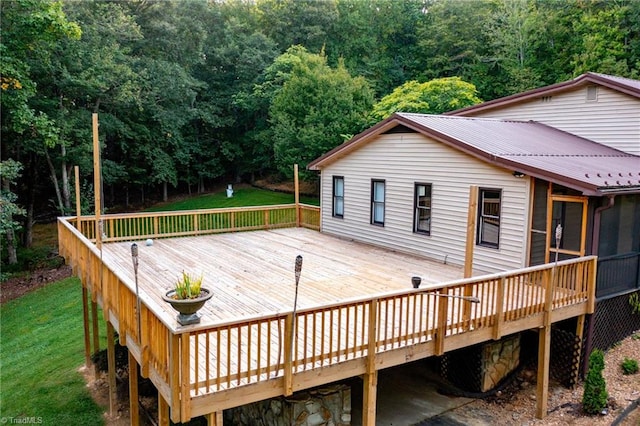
[319,133,531,275]
[470,86,640,155]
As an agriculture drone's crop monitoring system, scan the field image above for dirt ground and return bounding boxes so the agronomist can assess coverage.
[3,268,639,425]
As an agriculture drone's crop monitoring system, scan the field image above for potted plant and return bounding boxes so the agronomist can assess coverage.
[162,271,212,325]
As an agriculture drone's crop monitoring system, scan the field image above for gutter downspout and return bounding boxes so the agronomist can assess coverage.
[582,195,616,376]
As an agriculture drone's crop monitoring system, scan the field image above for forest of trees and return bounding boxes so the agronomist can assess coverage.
[2,0,639,256]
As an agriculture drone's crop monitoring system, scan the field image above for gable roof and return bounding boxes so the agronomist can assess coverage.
[308,113,640,196]
[448,72,640,117]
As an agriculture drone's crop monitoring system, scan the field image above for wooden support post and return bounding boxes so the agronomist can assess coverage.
[106,321,117,417]
[363,299,378,425]
[91,300,100,380]
[294,164,300,227]
[362,371,378,426]
[464,185,478,278]
[205,411,224,426]
[463,186,478,330]
[158,392,170,426]
[74,165,81,229]
[536,325,551,419]
[82,287,92,368]
[93,113,102,250]
[128,350,140,426]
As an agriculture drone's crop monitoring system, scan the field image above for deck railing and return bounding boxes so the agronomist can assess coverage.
[73,203,320,242]
[58,205,596,422]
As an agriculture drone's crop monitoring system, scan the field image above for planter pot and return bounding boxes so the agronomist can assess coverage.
[162,288,213,325]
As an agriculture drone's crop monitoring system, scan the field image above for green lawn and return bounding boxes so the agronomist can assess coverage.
[144,186,319,212]
[0,278,105,424]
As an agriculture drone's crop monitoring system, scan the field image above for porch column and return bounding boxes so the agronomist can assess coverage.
[536,325,551,418]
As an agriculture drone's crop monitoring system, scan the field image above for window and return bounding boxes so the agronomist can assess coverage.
[414,183,432,234]
[586,85,598,101]
[477,188,501,248]
[332,176,344,218]
[371,180,385,225]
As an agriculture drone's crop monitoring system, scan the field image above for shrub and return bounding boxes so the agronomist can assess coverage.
[621,358,639,375]
[582,349,608,414]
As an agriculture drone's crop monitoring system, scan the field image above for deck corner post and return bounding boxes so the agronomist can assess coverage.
[435,293,449,355]
[91,299,100,379]
[180,333,191,423]
[205,411,224,426]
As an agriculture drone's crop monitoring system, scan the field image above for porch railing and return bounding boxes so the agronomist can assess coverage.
[596,252,640,299]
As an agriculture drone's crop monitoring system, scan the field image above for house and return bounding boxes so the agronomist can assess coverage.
[308,72,640,360]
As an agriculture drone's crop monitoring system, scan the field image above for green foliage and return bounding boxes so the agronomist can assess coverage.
[621,357,639,375]
[629,291,640,315]
[269,47,374,179]
[0,278,104,423]
[582,349,608,415]
[369,77,482,122]
[0,160,26,235]
[173,271,204,300]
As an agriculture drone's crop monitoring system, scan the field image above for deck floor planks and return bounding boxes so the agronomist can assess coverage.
[101,227,464,326]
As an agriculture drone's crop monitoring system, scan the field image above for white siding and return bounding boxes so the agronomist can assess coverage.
[471,86,640,155]
[320,133,531,275]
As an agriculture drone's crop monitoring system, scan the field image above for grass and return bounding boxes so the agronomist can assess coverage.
[144,186,318,212]
[0,277,106,424]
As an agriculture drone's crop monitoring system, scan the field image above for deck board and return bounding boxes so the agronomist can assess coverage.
[101,228,464,327]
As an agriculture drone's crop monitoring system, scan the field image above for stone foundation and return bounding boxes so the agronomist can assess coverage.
[480,334,520,392]
[442,333,521,393]
[225,384,351,425]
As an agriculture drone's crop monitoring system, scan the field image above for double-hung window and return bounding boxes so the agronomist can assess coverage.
[414,183,432,234]
[371,180,385,225]
[477,188,501,248]
[332,176,344,218]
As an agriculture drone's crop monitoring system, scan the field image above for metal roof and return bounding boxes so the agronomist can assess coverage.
[308,113,640,196]
[448,72,640,116]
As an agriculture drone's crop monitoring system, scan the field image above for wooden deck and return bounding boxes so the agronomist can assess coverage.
[57,204,596,424]
[102,227,464,327]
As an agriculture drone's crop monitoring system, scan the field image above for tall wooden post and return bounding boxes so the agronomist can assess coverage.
[75,165,81,227]
[463,186,478,329]
[294,164,300,227]
[464,185,478,278]
[158,392,170,426]
[91,299,100,379]
[93,113,102,249]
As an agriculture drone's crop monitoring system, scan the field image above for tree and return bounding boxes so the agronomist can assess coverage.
[369,77,482,122]
[0,160,27,265]
[582,349,608,414]
[268,47,374,179]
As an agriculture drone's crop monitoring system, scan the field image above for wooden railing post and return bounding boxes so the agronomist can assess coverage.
[493,276,505,340]
[169,333,181,424]
[180,333,191,423]
[284,313,294,396]
[587,258,597,313]
[294,164,300,227]
[435,293,449,355]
